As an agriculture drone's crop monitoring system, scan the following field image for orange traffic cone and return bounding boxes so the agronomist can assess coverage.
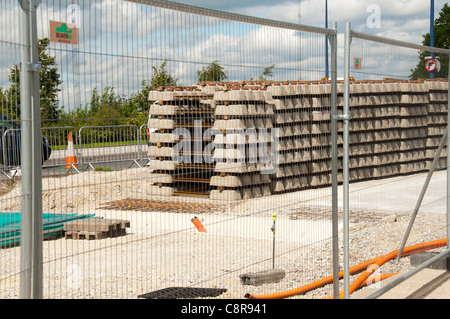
[191,216,207,233]
[65,132,78,169]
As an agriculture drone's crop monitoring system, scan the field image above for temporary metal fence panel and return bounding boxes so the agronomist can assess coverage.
[0,0,28,298]
[0,0,345,300]
[77,124,142,169]
[41,126,78,169]
[340,22,450,299]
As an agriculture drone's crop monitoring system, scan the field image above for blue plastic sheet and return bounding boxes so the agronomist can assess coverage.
[0,212,94,247]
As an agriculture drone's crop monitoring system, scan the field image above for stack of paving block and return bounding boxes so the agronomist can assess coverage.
[146,86,216,197]
[64,218,130,240]
[425,80,448,170]
[210,84,274,201]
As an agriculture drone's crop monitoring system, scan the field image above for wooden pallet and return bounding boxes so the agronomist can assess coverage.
[64,218,130,240]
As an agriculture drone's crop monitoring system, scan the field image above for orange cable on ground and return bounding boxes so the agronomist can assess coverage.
[245,238,447,299]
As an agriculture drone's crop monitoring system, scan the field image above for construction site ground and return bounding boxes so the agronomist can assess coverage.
[2,167,450,299]
[336,169,450,299]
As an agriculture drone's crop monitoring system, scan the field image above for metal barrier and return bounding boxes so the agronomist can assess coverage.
[78,125,142,169]
[41,126,78,169]
[1,129,21,178]
[139,123,151,164]
[0,0,342,300]
[0,124,152,175]
[341,22,450,299]
[5,0,449,302]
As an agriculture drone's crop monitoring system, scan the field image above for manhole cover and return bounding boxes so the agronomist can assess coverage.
[138,287,227,299]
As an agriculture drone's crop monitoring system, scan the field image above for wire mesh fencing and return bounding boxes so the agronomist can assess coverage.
[1,0,449,301]
[338,25,450,299]
[0,0,343,300]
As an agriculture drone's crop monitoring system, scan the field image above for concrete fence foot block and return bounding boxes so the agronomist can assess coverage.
[410,252,450,271]
[240,269,286,286]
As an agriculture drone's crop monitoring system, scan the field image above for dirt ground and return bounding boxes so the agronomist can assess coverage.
[0,168,447,299]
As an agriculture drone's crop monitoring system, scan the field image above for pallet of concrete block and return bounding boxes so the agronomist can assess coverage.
[266,81,331,98]
[145,172,175,197]
[308,172,331,188]
[64,218,130,240]
[213,85,270,102]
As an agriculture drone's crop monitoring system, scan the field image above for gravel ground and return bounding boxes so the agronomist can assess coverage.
[0,168,447,299]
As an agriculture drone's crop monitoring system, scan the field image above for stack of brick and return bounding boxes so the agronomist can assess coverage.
[369,81,401,179]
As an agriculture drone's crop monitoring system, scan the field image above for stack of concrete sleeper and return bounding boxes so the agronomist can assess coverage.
[145,80,448,201]
[210,86,273,201]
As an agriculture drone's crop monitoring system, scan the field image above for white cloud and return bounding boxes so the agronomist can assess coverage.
[1,0,447,110]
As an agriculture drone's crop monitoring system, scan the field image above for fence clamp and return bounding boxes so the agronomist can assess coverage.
[332,114,351,120]
[26,62,41,72]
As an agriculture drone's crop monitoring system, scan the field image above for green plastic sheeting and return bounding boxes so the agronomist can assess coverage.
[0,212,94,247]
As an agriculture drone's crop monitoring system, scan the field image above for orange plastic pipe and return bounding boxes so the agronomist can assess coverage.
[331,238,447,299]
[245,238,446,299]
[245,255,384,299]
[191,216,207,232]
[358,273,399,289]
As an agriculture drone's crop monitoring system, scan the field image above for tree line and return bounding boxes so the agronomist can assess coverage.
[0,39,273,145]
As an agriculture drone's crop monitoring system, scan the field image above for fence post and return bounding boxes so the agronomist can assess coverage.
[329,21,340,299]
[30,0,43,300]
[343,22,352,300]
[18,0,42,299]
[18,0,33,300]
[447,49,450,249]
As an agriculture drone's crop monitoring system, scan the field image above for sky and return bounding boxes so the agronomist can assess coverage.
[173,0,448,45]
[0,0,448,111]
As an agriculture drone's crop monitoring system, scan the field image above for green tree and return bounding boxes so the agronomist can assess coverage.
[148,60,179,89]
[410,3,449,80]
[60,60,179,143]
[196,60,227,82]
[0,64,21,120]
[132,60,178,111]
[251,64,275,81]
[0,38,62,124]
[38,38,63,123]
